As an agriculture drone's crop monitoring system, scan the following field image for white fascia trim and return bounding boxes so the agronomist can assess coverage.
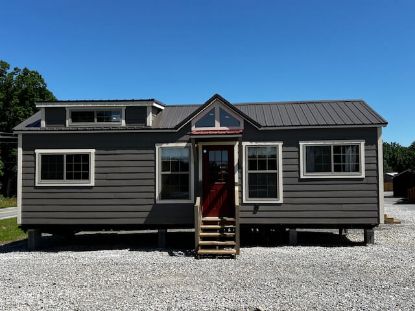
[17,134,22,224]
[40,108,45,128]
[146,106,152,126]
[155,143,194,204]
[121,107,126,126]
[377,128,384,224]
[299,140,366,179]
[36,102,158,108]
[242,142,284,204]
[35,149,95,187]
[152,102,165,110]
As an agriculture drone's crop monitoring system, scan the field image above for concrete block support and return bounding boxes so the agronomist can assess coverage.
[288,229,297,246]
[158,229,167,249]
[364,229,375,245]
[27,229,41,251]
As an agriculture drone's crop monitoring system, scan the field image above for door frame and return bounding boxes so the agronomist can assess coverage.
[198,141,240,207]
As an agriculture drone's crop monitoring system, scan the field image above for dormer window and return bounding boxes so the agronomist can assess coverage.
[219,108,240,127]
[192,102,243,130]
[68,108,124,126]
[195,108,215,128]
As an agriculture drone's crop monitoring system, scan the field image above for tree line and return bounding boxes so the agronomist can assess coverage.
[0,60,56,196]
[384,142,415,173]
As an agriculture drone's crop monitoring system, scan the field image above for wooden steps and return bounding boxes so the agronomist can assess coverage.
[384,214,401,224]
[200,232,235,237]
[197,249,236,255]
[199,241,236,246]
[196,216,239,258]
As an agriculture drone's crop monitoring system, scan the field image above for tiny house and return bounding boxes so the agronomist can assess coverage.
[14,94,387,255]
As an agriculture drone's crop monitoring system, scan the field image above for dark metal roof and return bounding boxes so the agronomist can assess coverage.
[14,96,387,132]
[153,99,387,129]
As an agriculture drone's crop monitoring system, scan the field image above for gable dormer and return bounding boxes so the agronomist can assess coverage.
[191,98,244,131]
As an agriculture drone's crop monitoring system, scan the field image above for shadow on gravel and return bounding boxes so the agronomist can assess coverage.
[394,198,415,205]
[0,228,366,254]
[0,231,195,256]
[241,229,365,248]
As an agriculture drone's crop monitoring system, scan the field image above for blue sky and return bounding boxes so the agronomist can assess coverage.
[1,1,414,145]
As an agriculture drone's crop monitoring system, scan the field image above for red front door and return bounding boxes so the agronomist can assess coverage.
[202,145,235,217]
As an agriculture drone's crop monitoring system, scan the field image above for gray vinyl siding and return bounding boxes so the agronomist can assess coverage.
[239,124,379,225]
[45,108,66,127]
[125,107,147,125]
[21,127,192,226]
[20,124,380,227]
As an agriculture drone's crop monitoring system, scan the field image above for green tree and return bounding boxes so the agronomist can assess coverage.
[383,141,415,173]
[0,60,56,195]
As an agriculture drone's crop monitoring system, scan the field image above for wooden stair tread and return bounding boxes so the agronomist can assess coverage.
[199,241,236,246]
[200,232,235,237]
[197,249,236,255]
[202,217,235,222]
[201,225,235,229]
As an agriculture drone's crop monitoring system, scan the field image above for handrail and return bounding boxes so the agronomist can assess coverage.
[235,204,240,255]
[194,197,201,252]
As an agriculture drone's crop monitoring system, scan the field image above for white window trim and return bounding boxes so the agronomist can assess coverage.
[299,140,365,179]
[242,142,283,204]
[66,107,126,127]
[191,101,244,130]
[35,149,95,186]
[155,143,194,204]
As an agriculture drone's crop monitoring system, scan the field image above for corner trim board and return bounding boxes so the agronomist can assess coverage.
[17,134,22,224]
[377,128,384,224]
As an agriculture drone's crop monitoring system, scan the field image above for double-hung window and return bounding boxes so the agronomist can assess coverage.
[243,142,283,204]
[300,141,365,178]
[156,143,193,203]
[35,149,95,186]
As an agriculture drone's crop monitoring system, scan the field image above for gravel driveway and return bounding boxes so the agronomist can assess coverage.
[1,194,414,310]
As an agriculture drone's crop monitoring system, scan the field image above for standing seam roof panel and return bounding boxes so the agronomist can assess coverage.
[321,103,343,125]
[327,102,354,124]
[285,104,301,125]
[278,105,292,126]
[291,104,310,126]
[345,103,372,124]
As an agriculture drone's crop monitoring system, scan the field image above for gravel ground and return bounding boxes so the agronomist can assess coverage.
[1,194,414,310]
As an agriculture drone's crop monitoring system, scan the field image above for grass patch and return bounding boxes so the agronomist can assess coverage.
[0,196,17,209]
[0,218,27,243]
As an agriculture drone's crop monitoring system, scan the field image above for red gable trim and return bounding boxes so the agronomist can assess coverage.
[191,129,243,135]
